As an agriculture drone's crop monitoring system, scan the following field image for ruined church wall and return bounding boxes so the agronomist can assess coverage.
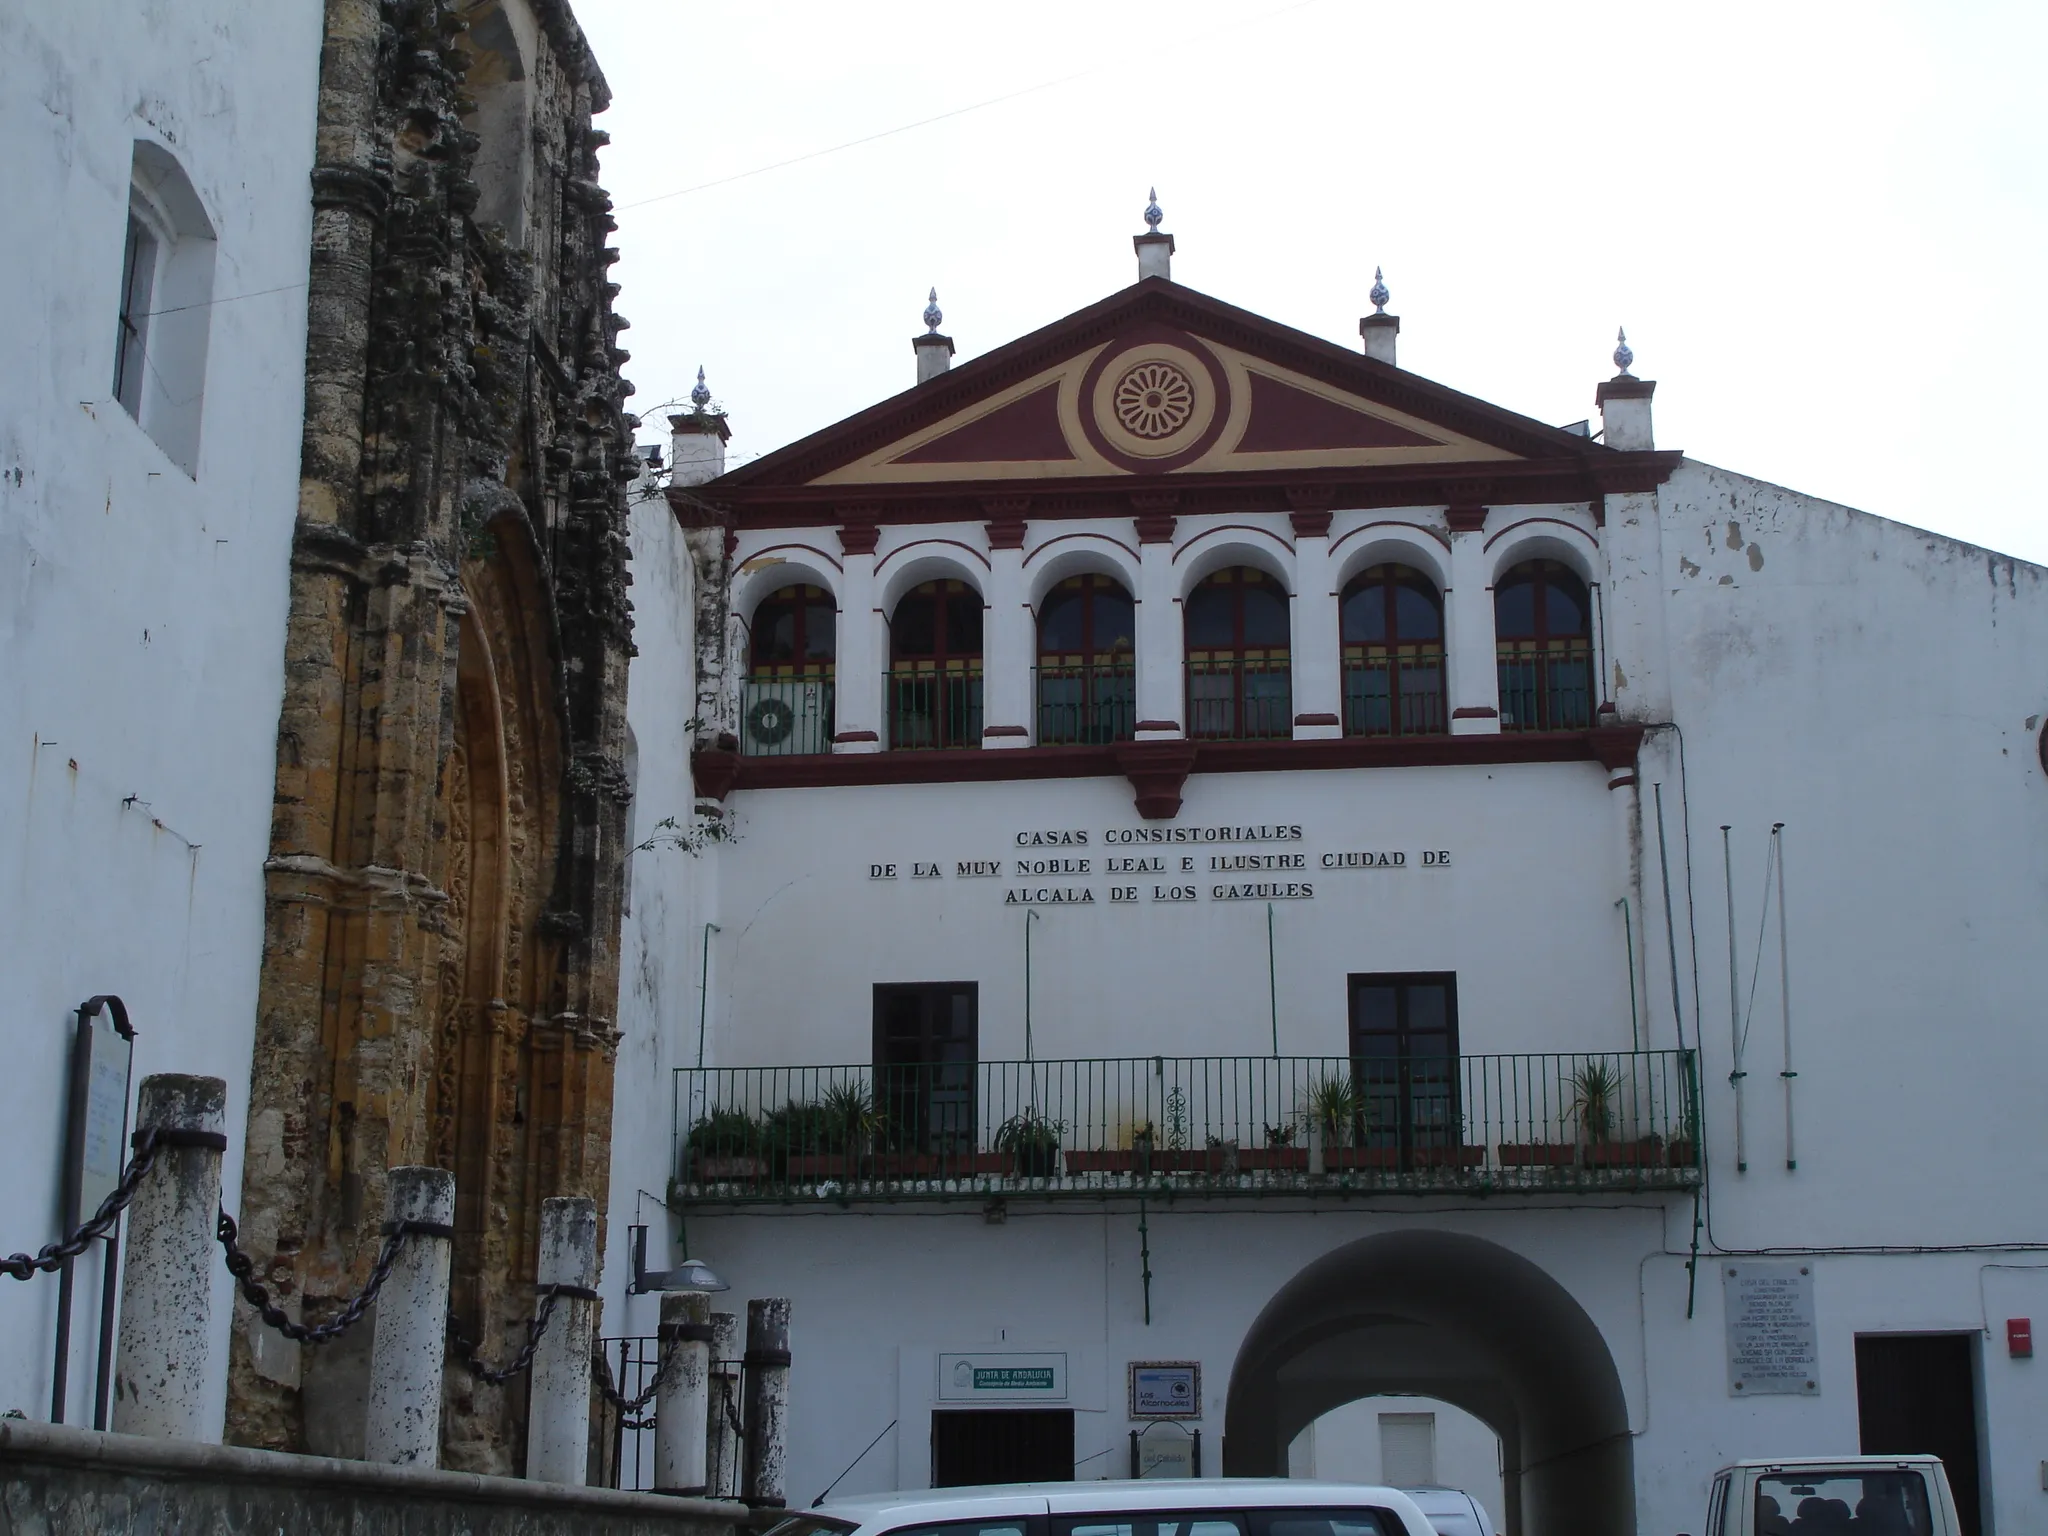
[0,0,321,1425]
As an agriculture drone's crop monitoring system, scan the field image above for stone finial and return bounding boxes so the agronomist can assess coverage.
[1369,266,1390,314]
[923,287,943,333]
[1613,327,1634,377]
[1143,187,1163,232]
[691,365,712,409]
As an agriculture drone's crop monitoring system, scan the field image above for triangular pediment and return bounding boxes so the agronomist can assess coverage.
[717,281,1612,497]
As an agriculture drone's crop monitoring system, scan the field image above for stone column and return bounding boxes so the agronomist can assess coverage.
[1445,508,1501,734]
[524,1196,599,1485]
[741,1297,791,1508]
[705,1311,742,1499]
[363,1166,455,1466]
[1132,510,1181,739]
[654,1291,713,1495]
[1598,372,1670,721]
[1289,505,1341,739]
[982,516,1032,746]
[834,522,883,753]
[114,1074,227,1441]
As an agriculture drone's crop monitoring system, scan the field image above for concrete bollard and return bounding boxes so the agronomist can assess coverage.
[363,1166,455,1466]
[113,1074,227,1441]
[705,1311,742,1499]
[653,1290,713,1494]
[741,1296,791,1508]
[524,1196,599,1485]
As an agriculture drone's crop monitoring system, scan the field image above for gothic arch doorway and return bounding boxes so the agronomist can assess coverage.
[1223,1230,1633,1536]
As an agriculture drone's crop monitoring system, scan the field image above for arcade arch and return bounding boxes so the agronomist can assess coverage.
[1224,1229,1633,1536]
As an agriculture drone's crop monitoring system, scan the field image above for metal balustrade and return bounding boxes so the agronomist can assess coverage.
[1186,658,1293,741]
[885,669,983,749]
[1341,652,1447,737]
[1497,643,1593,731]
[1036,663,1137,745]
[672,1050,1701,1203]
[738,675,834,756]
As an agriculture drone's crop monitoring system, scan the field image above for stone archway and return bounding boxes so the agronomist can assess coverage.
[1223,1230,1633,1536]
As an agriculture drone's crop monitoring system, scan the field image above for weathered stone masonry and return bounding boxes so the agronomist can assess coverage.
[228,0,637,1473]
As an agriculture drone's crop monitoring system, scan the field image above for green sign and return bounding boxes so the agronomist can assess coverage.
[973,1367,1056,1391]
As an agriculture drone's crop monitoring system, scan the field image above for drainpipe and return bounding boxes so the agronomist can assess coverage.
[1266,903,1279,1058]
[1616,897,1640,1052]
[695,922,720,1069]
[1024,910,1039,1062]
[1721,826,1747,1173]
[1774,823,1797,1171]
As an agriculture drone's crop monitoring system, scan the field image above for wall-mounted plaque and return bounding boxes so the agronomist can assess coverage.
[1724,1261,1819,1396]
[1129,1360,1201,1419]
[937,1351,1068,1402]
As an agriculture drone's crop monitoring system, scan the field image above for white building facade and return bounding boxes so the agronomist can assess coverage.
[606,221,2048,1536]
[0,0,322,1430]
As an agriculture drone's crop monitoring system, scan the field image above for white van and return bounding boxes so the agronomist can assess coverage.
[776,1479,1437,1536]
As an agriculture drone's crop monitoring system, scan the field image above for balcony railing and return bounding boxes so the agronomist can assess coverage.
[672,1050,1700,1203]
[1036,662,1136,745]
[886,668,982,749]
[1186,657,1293,741]
[1497,643,1593,731]
[1342,651,1447,737]
[738,674,834,756]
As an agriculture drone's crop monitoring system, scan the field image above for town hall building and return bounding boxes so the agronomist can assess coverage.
[604,200,2048,1535]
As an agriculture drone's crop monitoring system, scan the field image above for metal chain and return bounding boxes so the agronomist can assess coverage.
[591,1334,680,1415]
[216,1209,423,1346]
[446,1288,561,1386]
[1,1130,163,1282]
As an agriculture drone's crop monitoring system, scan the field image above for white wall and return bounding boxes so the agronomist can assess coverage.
[1290,1395,1504,1527]
[0,2,321,1427]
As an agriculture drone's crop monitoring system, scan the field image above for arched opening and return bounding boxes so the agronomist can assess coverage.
[742,582,836,756]
[453,2,533,242]
[116,141,217,475]
[1290,1395,1504,1530]
[1340,563,1446,738]
[1225,1229,1634,1536]
[1036,572,1136,744]
[1493,561,1592,732]
[888,578,983,749]
[1186,565,1291,740]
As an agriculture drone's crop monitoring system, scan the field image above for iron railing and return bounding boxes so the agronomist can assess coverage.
[1497,643,1593,731]
[1186,658,1293,740]
[738,674,834,756]
[886,669,982,749]
[595,1335,748,1495]
[1341,651,1447,737]
[672,1051,1700,1203]
[1036,662,1136,744]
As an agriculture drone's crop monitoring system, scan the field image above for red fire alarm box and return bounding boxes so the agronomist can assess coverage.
[2008,1318,2032,1358]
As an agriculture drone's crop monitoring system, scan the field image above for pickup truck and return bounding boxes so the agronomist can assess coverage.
[1690,1456,1962,1536]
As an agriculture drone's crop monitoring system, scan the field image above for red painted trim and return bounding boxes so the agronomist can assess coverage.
[1135,720,1182,733]
[691,748,742,802]
[1327,519,1453,557]
[1451,706,1499,719]
[985,517,1028,550]
[837,519,880,556]
[1172,522,1296,564]
[1022,529,1143,568]
[723,725,1648,802]
[1293,712,1340,727]
[832,729,878,744]
[1446,504,1488,534]
[739,541,845,573]
[983,725,1029,738]
[1135,513,1178,544]
[874,536,993,574]
[1484,514,1600,554]
[1288,509,1334,539]
[1607,773,1638,791]
[1588,725,1642,771]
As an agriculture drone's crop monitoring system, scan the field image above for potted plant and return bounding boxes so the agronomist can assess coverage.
[992,1107,1066,1179]
[685,1107,767,1182]
[787,1083,884,1179]
[1069,1119,1152,1176]
[1569,1059,1622,1163]
[1238,1120,1308,1173]
[1666,1101,1701,1169]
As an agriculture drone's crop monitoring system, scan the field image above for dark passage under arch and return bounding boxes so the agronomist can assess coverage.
[1223,1230,1633,1536]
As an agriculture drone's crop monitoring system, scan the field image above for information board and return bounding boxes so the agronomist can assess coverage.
[1129,1360,1201,1419]
[1723,1261,1819,1395]
[937,1351,1068,1401]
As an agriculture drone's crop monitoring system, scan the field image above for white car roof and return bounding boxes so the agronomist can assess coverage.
[817,1479,1433,1535]
[1724,1457,1942,1472]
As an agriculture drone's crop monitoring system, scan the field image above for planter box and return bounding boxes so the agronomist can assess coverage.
[1154,1149,1230,1174]
[1324,1146,1402,1170]
[1001,1150,1060,1179]
[1065,1149,1140,1175]
[1496,1142,1577,1168]
[785,1153,863,1179]
[693,1156,768,1181]
[1588,1137,1664,1169]
[1237,1147,1309,1172]
[1412,1144,1488,1170]
[1665,1139,1699,1168]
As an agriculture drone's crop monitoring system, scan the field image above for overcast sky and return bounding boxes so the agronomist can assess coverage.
[579,1,2048,565]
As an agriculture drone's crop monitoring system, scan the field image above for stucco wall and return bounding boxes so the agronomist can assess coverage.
[0,0,320,1425]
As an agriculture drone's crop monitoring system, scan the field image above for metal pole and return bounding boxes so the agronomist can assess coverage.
[92,1227,121,1429]
[1721,826,1747,1173]
[1266,903,1279,1058]
[525,1197,600,1485]
[1617,897,1640,1052]
[1653,785,1689,1052]
[696,923,720,1069]
[114,1074,227,1441]
[1775,822,1797,1171]
[364,1166,455,1466]
[742,1297,792,1507]
[655,1290,712,1494]
[1024,911,1035,1063]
